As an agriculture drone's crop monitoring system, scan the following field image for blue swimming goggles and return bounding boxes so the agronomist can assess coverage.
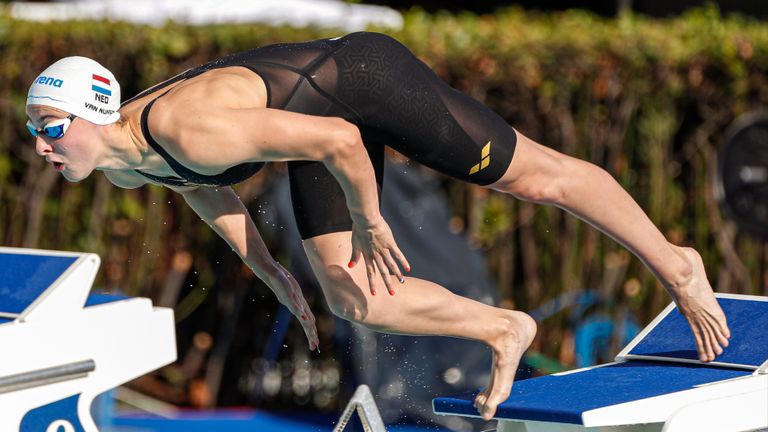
[26,114,76,139]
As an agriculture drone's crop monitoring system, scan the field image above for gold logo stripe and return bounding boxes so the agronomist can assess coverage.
[469,141,492,175]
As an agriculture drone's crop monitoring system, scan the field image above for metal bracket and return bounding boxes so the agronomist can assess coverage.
[333,384,386,432]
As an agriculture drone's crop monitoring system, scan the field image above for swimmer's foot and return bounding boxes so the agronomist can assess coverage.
[473,311,537,420]
[669,246,731,362]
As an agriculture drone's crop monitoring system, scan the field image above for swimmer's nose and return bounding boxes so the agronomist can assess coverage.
[35,136,52,156]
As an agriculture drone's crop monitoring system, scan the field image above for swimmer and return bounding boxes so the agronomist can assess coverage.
[25,32,730,420]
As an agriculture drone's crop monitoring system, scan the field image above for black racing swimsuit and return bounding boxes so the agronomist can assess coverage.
[124,32,517,239]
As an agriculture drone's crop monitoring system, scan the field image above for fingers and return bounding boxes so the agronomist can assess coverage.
[292,301,318,351]
[274,265,319,352]
[389,244,411,274]
[287,286,318,351]
[356,250,396,297]
[348,248,362,269]
[381,249,405,285]
[349,246,407,279]
[309,325,319,351]
[364,253,378,296]
[366,251,404,296]
[373,253,396,295]
[300,306,318,351]
[348,223,410,296]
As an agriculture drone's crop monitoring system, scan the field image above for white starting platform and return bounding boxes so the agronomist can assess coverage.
[0,247,177,431]
[433,294,768,432]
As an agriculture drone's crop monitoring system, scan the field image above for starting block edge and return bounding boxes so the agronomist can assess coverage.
[19,253,101,323]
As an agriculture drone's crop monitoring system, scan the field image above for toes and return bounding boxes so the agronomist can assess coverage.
[706,326,723,357]
[690,324,710,362]
[710,315,731,346]
[699,334,714,362]
[703,325,719,361]
[475,386,497,418]
[699,330,714,362]
[482,391,510,420]
[474,392,487,408]
[479,401,494,421]
[721,321,732,339]
[718,333,730,348]
[707,325,724,357]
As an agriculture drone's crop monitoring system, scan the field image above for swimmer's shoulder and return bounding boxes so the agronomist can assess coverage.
[143,68,269,171]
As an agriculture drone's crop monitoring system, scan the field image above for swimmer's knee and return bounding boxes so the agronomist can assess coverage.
[499,158,568,205]
[515,179,565,205]
[327,299,362,323]
[318,272,392,329]
[326,295,388,329]
[490,132,578,205]
[313,267,371,323]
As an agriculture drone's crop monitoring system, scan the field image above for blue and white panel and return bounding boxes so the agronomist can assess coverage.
[617,294,768,369]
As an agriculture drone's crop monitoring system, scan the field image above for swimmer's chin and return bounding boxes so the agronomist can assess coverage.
[60,171,91,183]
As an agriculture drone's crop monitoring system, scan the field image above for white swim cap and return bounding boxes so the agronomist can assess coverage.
[27,56,121,125]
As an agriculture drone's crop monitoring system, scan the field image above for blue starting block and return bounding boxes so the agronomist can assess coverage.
[433,294,768,432]
[0,247,176,432]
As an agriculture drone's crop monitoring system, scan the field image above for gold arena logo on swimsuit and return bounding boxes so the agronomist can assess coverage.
[469,141,491,175]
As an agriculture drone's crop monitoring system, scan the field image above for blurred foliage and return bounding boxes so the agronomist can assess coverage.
[1,5,767,407]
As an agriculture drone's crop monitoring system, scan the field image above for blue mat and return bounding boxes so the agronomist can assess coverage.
[0,250,127,326]
[628,297,768,367]
[433,361,750,424]
[0,253,77,314]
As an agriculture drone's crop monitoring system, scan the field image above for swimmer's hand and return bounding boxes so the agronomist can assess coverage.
[349,217,410,296]
[271,263,319,351]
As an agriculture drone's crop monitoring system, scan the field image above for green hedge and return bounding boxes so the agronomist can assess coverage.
[1,6,767,368]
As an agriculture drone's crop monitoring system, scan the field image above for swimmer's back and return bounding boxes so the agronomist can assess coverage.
[119,67,267,130]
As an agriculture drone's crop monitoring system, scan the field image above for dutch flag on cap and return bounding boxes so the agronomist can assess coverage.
[92,74,112,96]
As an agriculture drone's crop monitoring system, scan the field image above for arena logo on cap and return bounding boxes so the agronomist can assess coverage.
[92,74,112,103]
[36,76,64,88]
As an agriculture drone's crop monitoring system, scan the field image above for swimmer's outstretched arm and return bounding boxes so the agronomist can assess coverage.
[160,105,409,296]
[177,184,319,351]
